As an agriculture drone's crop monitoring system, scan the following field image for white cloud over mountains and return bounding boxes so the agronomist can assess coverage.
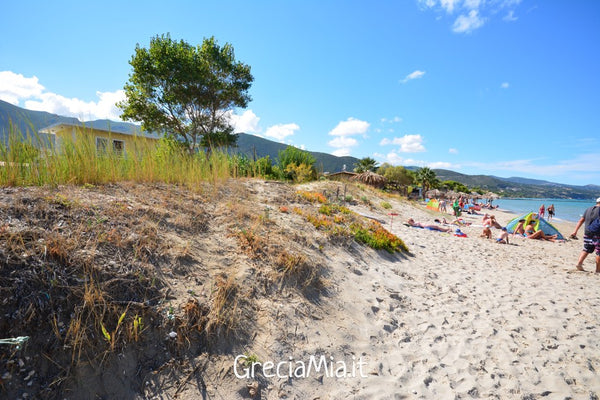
[0,70,125,121]
[327,117,370,156]
[0,70,273,140]
[380,134,426,153]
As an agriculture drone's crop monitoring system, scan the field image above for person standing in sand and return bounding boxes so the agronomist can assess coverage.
[547,204,555,221]
[539,204,545,219]
[571,198,600,272]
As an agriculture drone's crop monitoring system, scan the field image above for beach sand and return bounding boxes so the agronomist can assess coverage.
[225,183,600,400]
[3,181,599,399]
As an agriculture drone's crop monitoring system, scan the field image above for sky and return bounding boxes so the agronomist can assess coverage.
[1,0,599,186]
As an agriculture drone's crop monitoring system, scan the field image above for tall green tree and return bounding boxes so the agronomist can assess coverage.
[415,167,439,197]
[377,163,413,186]
[119,34,253,154]
[353,157,379,173]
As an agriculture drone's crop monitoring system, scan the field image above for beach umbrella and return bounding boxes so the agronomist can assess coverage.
[485,191,499,199]
[426,189,441,198]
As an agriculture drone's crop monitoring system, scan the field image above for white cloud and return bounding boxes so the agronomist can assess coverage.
[332,148,352,157]
[327,119,366,156]
[428,161,455,169]
[463,0,481,10]
[501,82,510,89]
[0,71,45,104]
[453,10,485,33]
[381,116,403,123]
[25,90,126,121]
[379,134,426,153]
[329,117,370,137]
[449,148,459,154]
[503,10,518,21]
[465,153,600,178]
[228,109,261,133]
[440,0,458,13]
[420,0,520,33]
[264,123,299,141]
[401,70,426,84]
[1,70,126,121]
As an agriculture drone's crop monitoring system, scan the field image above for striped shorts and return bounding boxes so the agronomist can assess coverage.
[583,235,600,255]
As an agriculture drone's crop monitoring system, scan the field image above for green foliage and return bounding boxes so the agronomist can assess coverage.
[277,146,316,181]
[441,180,469,193]
[119,34,253,154]
[351,222,408,253]
[414,167,439,197]
[354,157,379,173]
[200,126,238,150]
[381,201,392,209]
[377,163,414,185]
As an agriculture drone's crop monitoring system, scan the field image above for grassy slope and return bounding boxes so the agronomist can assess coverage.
[0,179,407,399]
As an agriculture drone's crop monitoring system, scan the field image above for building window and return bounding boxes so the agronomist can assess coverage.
[112,140,125,157]
[96,137,108,154]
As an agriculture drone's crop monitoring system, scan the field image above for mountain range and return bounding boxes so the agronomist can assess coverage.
[1,99,598,199]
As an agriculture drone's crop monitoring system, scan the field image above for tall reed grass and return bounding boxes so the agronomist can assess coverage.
[0,125,270,187]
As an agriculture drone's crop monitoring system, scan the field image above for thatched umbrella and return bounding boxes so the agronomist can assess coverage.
[426,189,442,198]
[353,171,386,188]
[446,190,459,199]
[484,191,499,200]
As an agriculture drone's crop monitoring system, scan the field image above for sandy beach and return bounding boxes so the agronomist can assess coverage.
[2,180,599,400]
[225,181,600,400]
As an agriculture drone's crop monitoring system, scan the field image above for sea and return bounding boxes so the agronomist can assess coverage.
[492,198,596,223]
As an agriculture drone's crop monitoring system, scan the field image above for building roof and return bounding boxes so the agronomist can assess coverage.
[39,120,161,140]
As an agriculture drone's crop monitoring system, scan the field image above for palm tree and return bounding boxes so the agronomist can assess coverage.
[415,167,439,198]
[353,157,379,173]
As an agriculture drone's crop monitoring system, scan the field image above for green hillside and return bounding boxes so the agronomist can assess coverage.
[235,133,358,173]
[433,169,599,200]
[1,100,597,198]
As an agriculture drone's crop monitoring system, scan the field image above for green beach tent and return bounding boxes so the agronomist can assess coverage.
[426,199,440,211]
[505,212,565,240]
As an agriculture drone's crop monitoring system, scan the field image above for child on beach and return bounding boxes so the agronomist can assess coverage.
[496,227,509,244]
[481,225,492,239]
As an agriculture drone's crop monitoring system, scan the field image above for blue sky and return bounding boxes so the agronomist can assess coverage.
[1,1,599,185]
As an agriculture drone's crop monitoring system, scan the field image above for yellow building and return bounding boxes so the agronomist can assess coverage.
[39,121,161,156]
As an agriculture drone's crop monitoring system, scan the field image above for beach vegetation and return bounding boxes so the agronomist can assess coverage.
[277,145,317,182]
[119,34,253,154]
[353,157,379,173]
[0,129,275,187]
[414,167,440,198]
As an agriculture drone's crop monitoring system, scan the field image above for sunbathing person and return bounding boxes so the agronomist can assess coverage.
[435,217,471,226]
[407,218,452,232]
[525,221,558,242]
[512,219,526,237]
